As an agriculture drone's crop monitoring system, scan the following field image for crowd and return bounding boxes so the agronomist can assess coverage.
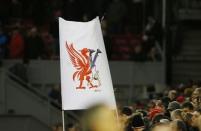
[51,83,201,131]
[0,0,162,61]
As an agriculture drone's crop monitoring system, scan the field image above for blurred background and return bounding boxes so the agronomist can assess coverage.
[1,0,201,130]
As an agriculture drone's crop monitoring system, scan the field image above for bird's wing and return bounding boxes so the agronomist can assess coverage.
[66,42,87,71]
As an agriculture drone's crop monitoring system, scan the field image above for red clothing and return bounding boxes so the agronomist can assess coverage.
[176,96,185,103]
[9,32,24,59]
[148,107,163,120]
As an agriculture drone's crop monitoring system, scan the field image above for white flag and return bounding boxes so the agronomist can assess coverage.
[59,17,116,110]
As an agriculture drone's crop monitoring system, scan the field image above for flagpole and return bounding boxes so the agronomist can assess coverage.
[62,110,66,131]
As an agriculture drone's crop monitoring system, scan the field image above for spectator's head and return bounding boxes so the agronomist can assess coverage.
[81,104,118,131]
[176,96,185,103]
[192,109,201,128]
[131,113,145,131]
[182,112,193,126]
[197,116,201,131]
[195,108,201,114]
[121,106,133,116]
[171,109,183,121]
[192,115,201,130]
[156,100,165,109]
[147,47,158,61]
[162,96,171,109]
[152,114,170,125]
[28,27,37,37]
[184,88,194,98]
[194,88,201,95]
[151,123,172,131]
[171,119,187,131]
[136,109,148,117]
[168,90,177,101]
[148,100,156,109]
[167,101,181,112]
[134,44,142,54]
[120,106,133,126]
[191,88,201,107]
[181,101,194,113]
[155,100,165,113]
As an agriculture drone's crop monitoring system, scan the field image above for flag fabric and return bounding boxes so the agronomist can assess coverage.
[59,17,116,110]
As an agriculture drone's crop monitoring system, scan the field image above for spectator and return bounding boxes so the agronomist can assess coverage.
[121,106,134,131]
[49,85,61,103]
[40,29,55,59]
[151,123,172,131]
[171,119,187,131]
[142,17,162,54]
[147,47,161,61]
[121,106,133,116]
[184,88,194,99]
[148,106,164,120]
[130,113,145,131]
[152,114,170,125]
[191,88,201,110]
[167,101,181,112]
[24,27,44,59]
[182,112,194,131]
[182,101,194,113]
[196,116,201,131]
[171,109,183,121]
[132,44,146,61]
[81,104,119,131]
[162,96,171,109]
[191,109,201,129]
[176,96,185,104]
[168,90,177,101]
[8,27,24,59]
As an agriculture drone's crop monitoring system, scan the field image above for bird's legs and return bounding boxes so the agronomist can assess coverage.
[86,76,97,89]
[76,80,85,89]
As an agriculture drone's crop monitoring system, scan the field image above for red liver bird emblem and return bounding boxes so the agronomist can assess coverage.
[66,42,102,89]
